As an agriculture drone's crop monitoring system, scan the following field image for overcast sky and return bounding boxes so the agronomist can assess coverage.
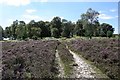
[0,0,119,34]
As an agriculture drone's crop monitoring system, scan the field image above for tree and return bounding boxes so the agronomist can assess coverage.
[86,8,99,24]
[100,23,114,37]
[107,30,113,38]
[26,20,39,39]
[81,8,99,39]
[51,17,62,37]
[4,27,11,38]
[51,28,59,38]
[44,21,51,37]
[0,26,3,40]
[93,21,100,37]
[10,20,18,40]
[2,9,115,40]
[61,19,74,38]
[37,21,51,38]
[31,27,41,38]
[16,21,27,40]
[84,23,93,39]
[74,19,85,36]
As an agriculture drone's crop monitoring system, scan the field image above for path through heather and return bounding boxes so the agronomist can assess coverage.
[55,50,64,77]
[69,49,96,78]
[66,46,108,79]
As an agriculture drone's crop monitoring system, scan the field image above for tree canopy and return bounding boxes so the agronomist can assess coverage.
[1,8,115,40]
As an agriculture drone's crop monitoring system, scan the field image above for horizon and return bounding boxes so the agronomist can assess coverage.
[0,1,119,34]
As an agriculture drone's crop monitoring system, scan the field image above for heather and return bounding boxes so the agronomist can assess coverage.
[2,40,59,79]
[67,38,119,80]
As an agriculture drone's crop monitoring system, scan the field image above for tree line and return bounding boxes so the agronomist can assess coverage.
[0,8,114,40]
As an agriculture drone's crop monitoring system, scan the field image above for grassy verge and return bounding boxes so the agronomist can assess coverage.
[57,42,74,77]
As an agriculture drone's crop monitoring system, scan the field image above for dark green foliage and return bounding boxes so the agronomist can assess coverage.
[11,20,18,40]
[100,23,114,37]
[1,8,115,40]
[51,28,60,38]
[0,26,3,40]
[74,20,85,36]
[84,23,93,39]
[4,27,11,38]
[61,20,74,38]
[16,21,27,40]
[32,35,38,40]
[107,30,113,38]
[50,16,62,37]
[81,8,99,39]
[37,21,51,38]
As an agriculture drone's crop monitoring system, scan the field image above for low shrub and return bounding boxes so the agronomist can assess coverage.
[68,38,119,80]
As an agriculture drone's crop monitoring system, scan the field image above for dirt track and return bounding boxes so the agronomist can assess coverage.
[69,49,109,79]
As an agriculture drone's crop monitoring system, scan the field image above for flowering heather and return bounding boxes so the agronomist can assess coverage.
[68,38,119,80]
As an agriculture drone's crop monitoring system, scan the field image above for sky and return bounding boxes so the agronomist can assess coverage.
[0,0,119,34]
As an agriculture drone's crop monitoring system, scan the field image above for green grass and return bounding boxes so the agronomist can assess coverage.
[57,50,73,77]
[63,61,73,77]
[57,42,74,77]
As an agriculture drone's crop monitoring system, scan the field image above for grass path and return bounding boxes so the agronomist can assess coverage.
[55,50,65,77]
